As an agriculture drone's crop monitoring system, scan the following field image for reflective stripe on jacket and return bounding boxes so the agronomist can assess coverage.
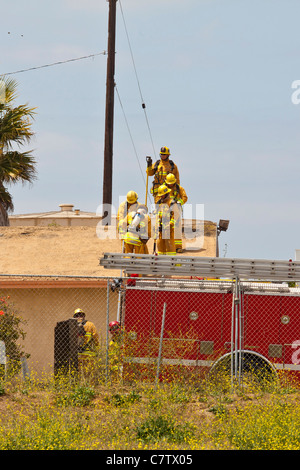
[147,159,180,198]
[169,184,188,205]
[117,201,140,238]
[122,211,151,246]
[154,199,180,240]
[78,321,99,357]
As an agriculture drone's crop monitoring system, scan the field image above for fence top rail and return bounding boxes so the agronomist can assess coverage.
[126,278,299,295]
[100,253,300,281]
[0,274,111,279]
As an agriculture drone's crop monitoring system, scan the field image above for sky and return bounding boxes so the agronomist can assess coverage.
[1,0,300,261]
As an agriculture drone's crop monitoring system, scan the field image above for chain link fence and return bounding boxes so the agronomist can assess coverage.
[1,274,300,387]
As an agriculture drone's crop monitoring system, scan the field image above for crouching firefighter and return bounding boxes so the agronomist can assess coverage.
[154,185,181,256]
[73,308,100,381]
[164,173,188,253]
[121,205,151,254]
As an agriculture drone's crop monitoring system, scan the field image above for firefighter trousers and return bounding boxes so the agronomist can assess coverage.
[124,242,141,254]
[124,241,149,254]
[157,237,176,256]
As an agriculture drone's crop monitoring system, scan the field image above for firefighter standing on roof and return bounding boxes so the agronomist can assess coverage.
[117,191,140,241]
[165,173,188,253]
[121,205,151,254]
[146,147,180,203]
[154,184,181,256]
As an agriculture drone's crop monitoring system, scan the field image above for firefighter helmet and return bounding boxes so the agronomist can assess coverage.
[109,321,120,333]
[165,173,176,185]
[158,184,171,198]
[127,191,138,204]
[160,146,170,155]
[73,308,85,317]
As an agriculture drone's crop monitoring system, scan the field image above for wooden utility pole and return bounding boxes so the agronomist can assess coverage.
[102,0,117,225]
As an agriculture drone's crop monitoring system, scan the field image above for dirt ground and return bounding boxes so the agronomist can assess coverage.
[0,223,217,278]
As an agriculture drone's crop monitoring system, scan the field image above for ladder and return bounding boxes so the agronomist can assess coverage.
[99,253,300,281]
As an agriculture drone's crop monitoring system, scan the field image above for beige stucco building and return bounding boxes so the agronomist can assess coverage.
[0,204,223,376]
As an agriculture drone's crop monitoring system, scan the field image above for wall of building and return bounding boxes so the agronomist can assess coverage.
[0,282,120,375]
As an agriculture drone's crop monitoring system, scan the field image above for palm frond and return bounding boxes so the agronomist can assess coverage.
[0,150,37,184]
[0,104,36,148]
[0,75,36,217]
[0,75,19,106]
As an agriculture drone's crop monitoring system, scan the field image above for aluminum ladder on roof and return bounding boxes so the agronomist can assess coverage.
[99,253,300,281]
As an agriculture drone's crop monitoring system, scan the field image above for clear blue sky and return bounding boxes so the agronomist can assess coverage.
[2,0,300,261]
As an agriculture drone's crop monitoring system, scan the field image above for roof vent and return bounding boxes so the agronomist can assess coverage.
[59,204,74,212]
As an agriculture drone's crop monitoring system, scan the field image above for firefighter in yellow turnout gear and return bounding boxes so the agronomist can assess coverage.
[146,146,180,203]
[121,205,151,254]
[117,191,140,241]
[108,321,122,372]
[165,173,188,253]
[73,308,99,382]
[154,185,181,256]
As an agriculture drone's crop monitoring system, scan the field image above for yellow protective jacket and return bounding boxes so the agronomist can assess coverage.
[147,159,180,202]
[122,211,151,247]
[78,321,99,357]
[168,184,188,206]
[154,197,181,241]
[117,201,140,238]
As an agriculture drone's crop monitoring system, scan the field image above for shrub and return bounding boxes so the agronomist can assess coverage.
[55,384,96,407]
[136,414,195,443]
[0,296,29,377]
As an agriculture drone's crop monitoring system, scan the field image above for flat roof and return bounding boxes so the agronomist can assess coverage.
[0,223,218,279]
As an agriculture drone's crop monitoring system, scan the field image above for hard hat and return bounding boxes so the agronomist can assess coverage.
[127,190,138,204]
[165,173,176,185]
[157,184,171,197]
[73,308,85,317]
[160,146,170,155]
[109,321,120,332]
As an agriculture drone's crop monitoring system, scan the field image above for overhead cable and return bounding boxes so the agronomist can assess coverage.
[1,52,106,76]
[115,84,147,188]
[118,0,156,157]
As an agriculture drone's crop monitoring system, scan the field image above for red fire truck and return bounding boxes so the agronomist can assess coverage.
[101,254,300,382]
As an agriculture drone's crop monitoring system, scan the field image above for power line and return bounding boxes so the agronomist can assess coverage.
[118,0,156,157]
[115,84,152,204]
[1,52,106,76]
[115,84,150,195]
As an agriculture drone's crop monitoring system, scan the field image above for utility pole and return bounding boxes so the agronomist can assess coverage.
[102,0,117,225]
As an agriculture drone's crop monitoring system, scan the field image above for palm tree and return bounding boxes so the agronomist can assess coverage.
[0,76,36,226]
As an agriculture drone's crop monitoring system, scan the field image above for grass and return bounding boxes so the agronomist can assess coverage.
[1,365,300,450]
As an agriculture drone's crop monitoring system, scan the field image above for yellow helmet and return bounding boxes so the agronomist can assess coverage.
[126,191,138,204]
[160,146,170,155]
[74,308,85,317]
[158,184,171,197]
[165,173,176,185]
